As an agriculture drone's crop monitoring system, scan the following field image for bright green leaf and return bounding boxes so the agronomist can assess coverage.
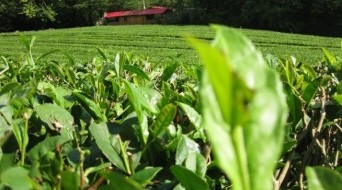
[185,152,207,178]
[131,167,162,185]
[306,166,342,190]
[176,102,205,140]
[334,94,342,105]
[175,135,200,165]
[193,25,287,190]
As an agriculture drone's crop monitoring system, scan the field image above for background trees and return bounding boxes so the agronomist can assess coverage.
[0,0,341,36]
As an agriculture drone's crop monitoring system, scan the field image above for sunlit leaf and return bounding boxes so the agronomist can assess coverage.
[175,135,200,165]
[306,166,342,190]
[35,103,73,131]
[191,25,287,190]
[185,152,207,178]
[131,167,162,185]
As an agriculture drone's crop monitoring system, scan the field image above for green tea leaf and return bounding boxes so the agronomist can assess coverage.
[124,81,149,144]
[61,171,80,190]
[0,166,40,190]
[185,152,207,178]
[306,166,342,190]
[175,135,200,165]
[302,78,320,104]
[37,49,60,62]
[192,25,287,190]
[0,82,19,97]
[101,172,144,190]
[170,165,209,190]
[124,64,150,81]
[0,95,12,130]
[28,136,69,161]
[47,61,65,79]
[322,48,337,65]
[131,167,162,185]
[85,162,111,176]
[152,103,177,137]
[161,63,178,82]
[333,94,342,105]
[72,91,106,121]
[0,153,16,176]
[35,103,73,131]
[176,102,205,140]
[96,47,108,61]
[89,122,126,172]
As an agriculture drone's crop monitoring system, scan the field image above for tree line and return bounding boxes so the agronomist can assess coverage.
[1,0,341,36]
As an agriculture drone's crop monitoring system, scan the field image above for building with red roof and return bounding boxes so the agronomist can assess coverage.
[103,6,172,25]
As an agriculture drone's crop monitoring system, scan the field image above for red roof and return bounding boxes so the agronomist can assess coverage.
[104,6,169,19]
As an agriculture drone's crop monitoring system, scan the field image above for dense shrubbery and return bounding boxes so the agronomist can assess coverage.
[0,26,341,189]
[1,0,341,36]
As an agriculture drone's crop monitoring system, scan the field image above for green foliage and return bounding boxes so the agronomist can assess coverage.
[306,167,342,190]
[190,25,288,190]
[0,27,341,190]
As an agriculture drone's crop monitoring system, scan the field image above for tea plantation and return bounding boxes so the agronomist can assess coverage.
[0,25,341,190]
[0,25,341,65]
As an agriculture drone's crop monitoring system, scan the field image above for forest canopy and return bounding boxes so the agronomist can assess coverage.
[0,0,341,36]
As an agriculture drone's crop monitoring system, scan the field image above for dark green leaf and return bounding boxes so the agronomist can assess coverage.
[101,172,144,190]
[28,136,69,161]
[0,166,40,190]
[72,91,106,121]
[152,104,177,137]
[89,122,125,172]
[124,64,150,81]
[61,171,80,190]
[302,78,320,104]
[170,165,209,190]
[161,63,178,82]
[0,82,19,97]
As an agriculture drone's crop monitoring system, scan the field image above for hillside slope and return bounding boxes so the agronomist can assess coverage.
[0,25,341,64]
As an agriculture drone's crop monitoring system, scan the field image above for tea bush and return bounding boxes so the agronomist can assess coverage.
[0,26,341,189]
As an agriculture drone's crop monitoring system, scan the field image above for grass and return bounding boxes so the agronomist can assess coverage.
[0,25,341,65]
